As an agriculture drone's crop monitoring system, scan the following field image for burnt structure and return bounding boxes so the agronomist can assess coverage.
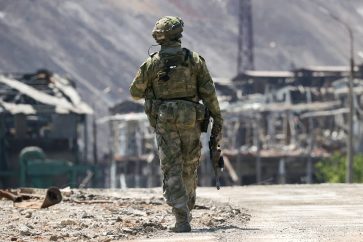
[98,101,159,188]
[0,70,93,187]
[219,64,363,185]
[102,64,363,188]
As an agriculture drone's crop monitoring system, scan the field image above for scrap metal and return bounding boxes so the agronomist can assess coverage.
[0,187,62,209]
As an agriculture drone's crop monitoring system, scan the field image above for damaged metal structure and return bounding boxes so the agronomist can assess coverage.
[219,64,363,185]
[103,64,363,188]
[99,101,160,188]
[0,70,93,188]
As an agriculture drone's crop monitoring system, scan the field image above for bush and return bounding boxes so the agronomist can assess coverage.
[315,153,363,183]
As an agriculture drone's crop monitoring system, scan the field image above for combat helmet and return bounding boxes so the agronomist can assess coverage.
[152,16,184,44]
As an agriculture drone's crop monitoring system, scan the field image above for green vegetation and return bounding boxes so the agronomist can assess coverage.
[315,153,363,183]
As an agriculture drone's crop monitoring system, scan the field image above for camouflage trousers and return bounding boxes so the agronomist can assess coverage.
[156,119,202,210]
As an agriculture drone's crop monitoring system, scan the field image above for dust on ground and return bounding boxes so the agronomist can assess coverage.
[0,188,250,242]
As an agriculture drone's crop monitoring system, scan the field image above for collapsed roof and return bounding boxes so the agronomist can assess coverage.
[0,70,93,115]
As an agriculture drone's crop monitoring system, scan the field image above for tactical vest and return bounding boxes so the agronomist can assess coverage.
[151,48,198,101]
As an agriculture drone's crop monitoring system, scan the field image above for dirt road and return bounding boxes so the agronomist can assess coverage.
[199,184,363,242]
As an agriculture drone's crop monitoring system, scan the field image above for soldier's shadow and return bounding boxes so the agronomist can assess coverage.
[192,225,260,233]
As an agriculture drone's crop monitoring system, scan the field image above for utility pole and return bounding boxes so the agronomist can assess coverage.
[237,0,255,74]
[318,6,355,183]
[253,115,261,184]
[347,27,355,183]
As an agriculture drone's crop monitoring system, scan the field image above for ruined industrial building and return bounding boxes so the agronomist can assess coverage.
[93,64,363,189]
[1,0,363,241]
[1,63,363,189]
[0,70,94,188]
[0,0,363,190]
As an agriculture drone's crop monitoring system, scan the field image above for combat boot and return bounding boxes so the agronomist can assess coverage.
[169,206,191,232]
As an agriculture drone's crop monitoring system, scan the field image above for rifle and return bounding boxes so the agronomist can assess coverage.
[209,136,224,190]
[201,107,210,133]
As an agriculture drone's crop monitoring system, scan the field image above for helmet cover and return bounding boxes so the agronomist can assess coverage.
[152,16,184,44]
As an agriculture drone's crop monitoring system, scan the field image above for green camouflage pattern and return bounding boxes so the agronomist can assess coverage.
[152,16,184,44]
[156,108,201,209]
[130,41,222,212]
[152,51,197,100]
[130,43,223,127]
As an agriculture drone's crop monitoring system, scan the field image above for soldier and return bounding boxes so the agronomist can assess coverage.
[129,16,223,232]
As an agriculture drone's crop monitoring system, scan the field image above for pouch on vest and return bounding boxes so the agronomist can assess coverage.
[195,103,205,121]
[158,102,176,123]
[175,101,196,129]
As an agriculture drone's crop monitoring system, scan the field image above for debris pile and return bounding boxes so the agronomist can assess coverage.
[0,188,250,241]
[0,187,62,209]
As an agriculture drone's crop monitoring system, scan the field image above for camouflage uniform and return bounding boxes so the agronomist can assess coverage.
[129,16,222,232]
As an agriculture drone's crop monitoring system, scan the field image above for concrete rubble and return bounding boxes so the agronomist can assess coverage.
[0,188,250,241]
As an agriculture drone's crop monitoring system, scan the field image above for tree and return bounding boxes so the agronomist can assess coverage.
[315,153,363,183]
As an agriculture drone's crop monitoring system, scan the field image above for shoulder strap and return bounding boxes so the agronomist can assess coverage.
[145,52,160,98]
[150,51,158,58]
[183,48,191,62]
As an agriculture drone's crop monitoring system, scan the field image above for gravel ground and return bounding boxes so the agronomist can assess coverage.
[0,188,250,242]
